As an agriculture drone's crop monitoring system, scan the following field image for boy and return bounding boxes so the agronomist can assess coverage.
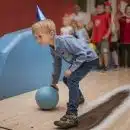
[70,4,90,27]
[90,2,111,71]
[105,1,119,69]
[32,19,98,129]
[118,4,130,68]
[73,17,90,42]
[60,14,74,35]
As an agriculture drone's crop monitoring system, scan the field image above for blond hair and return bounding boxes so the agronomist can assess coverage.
[32,19,56,34]
[60,26,74,35]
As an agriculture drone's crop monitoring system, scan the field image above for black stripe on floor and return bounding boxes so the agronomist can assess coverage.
[56,90,129,130]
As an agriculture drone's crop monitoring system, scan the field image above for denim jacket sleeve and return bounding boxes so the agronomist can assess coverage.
[50,48,62,85]
[64,38,88,72]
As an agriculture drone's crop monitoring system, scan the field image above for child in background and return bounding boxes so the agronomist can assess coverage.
[118,4,130,68]
[70,4,91,27]
[73,17,90,42]
[60,14,74,35]
[70,19,79,38]
[105,1,119,69]
[90,2,111,71]
[32,19,98,129]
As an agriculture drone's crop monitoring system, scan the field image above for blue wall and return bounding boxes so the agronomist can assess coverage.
[0,29,68,100]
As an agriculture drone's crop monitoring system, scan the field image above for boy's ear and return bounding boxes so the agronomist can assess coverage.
[50,31,55,38]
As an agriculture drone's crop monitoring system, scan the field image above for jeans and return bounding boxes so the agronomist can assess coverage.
[63,59,98,114]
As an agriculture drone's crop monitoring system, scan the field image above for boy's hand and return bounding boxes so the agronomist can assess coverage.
[87,39,91,43]
[51,84,59,91]
[64,70,72,77]
[103,34,109,40]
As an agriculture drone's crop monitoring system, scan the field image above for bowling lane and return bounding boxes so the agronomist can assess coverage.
[0,70,130,130]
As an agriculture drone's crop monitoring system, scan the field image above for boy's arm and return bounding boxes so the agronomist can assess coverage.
[86,20,93,30]
[115,15,120,32]
[64,38,90,72]
[86,14,94,30]
[103,15,111,39]
[50,49,62,86]
[84,29,90,41]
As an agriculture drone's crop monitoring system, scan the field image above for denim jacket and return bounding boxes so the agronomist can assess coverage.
[50,35,98,85]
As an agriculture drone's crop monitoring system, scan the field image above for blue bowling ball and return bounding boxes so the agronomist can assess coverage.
[35,86,59,110]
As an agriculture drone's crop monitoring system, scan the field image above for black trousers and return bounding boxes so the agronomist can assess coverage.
[119,44,130,67]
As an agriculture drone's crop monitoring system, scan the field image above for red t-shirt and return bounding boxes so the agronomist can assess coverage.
[91,13,111,44]
[119,16,130,43]
[107,13,112,43]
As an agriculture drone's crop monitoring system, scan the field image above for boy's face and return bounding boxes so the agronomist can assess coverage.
[105,6,111,13]
[96,5,105,14]
[126,6,130,16]
[71,20,77,29]
[74,5,80,14]
[77,21,83,28]
[63,16,71,26]
[34,31,51,45]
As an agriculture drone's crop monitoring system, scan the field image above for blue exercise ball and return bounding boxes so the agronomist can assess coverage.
[35,86,59,110]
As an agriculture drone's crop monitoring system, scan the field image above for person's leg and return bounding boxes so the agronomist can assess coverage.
[111,42,119,69]
[119,44,125,67]
[112,51,119,66]
[124,44,128,68]
[99,54,103,68]
[125,44,130,68]
[127,44,130,68]
[96,43,104,70]
[118,43,122,67]
[67,60,98,113]
[101,40,110,71]
[109,45,113,68]
[63,77,84,105]
[54,59,98,128]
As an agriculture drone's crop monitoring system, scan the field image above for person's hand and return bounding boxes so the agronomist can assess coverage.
[64,70,72,77]
[103,34,109,40]
[51,84,59,91]
[87,39,91,43]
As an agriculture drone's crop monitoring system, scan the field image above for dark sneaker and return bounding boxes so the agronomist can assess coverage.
[103,66,109,71]
[113,65,119,71]
[54,112,79,129]
[98,66,104,71]
[79,94,85,105]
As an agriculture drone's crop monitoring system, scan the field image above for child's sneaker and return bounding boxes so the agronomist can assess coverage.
[103,66,109,71]
[79,94,85,105]
[113,65,119,71]
[98,66,104,71]
[54,112,79,129]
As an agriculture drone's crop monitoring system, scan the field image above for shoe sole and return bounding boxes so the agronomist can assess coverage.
[78,100,85,105]
[55,124,78,129]
[54,121,79,129]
